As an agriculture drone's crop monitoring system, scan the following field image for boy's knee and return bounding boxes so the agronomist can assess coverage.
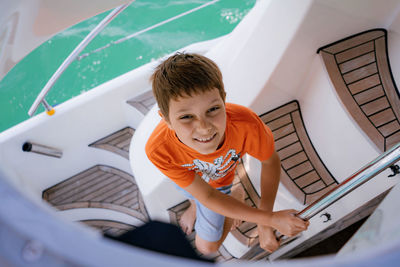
[195,238,220,255]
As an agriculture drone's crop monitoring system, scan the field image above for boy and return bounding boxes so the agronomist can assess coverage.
[145,52,309,255]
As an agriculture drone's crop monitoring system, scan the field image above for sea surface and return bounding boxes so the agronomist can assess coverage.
[0,0,255,132]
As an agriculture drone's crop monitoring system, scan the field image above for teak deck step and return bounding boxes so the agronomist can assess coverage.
[318,28,400,152]
[89,127,135,159]
[43,165,149,224]
[127,90,156,115]
[260,101,338,205]
[81,219,135,237]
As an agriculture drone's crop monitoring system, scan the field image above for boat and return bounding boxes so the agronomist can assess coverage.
[0,0,400,265]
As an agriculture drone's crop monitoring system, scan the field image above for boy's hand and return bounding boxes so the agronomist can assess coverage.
[258,225,280,252]
[269,209,309,237]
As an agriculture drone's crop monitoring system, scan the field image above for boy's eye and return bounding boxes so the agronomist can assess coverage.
[179,115,193,120]
[208,106,220,113]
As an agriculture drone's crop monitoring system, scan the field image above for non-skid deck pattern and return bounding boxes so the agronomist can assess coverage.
[318,29,400,152]
[81,219,135,237]
[43,165,149,225]
[127,90,156,115]
[89,127,134,159]
[260,101,338,205]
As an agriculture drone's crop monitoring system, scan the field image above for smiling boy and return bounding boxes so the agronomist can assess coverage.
[145,52,308,255]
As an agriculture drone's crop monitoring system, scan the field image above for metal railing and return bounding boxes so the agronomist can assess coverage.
[28,2,133,117]
[241,142,400,260]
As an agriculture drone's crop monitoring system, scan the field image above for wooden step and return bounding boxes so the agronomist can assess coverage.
[89,127,134,159]
[43,165,149,224]
[318,28,400,152]
[127,90,156,115]
[260,100,338,205]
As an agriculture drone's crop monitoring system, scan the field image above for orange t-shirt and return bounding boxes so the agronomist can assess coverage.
[145,103,275,188]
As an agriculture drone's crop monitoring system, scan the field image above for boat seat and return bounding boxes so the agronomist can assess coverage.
[127,90,156,115]
[89,127,135,159]
[318,29,400,152]
[42,165,149,228]
[260,100,338,205]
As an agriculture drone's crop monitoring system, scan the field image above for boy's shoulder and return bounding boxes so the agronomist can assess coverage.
[145,120,170,155]
[226,103,259,122]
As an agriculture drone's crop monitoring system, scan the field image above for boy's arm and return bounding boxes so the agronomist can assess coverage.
[257,150,284,252]
[183,172,308,237]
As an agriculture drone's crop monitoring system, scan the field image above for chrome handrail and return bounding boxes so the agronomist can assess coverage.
[298,142,400,220]
[28,2,133,117]
[241,142,400,260]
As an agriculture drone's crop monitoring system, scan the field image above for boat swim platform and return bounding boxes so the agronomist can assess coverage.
[318,28,400,152]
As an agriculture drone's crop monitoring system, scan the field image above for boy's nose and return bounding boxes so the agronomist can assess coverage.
[197,118,212,133]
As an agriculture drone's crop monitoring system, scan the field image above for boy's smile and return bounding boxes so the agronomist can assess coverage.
[164,88,226,154]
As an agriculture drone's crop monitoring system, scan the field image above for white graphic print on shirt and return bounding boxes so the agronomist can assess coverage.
[181,149,241,183]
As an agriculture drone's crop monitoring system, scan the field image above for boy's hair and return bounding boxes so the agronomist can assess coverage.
[150,52,226,120]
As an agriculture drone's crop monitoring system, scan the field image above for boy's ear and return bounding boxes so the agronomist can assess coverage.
[158,110,172,129]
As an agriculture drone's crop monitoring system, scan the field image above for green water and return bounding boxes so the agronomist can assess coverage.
[0,0,255,133]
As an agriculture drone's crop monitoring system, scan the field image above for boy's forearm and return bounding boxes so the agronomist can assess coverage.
[259,151,281,212]
[208,186,274,225]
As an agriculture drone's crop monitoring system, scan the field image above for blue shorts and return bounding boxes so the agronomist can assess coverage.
[177,184,232,242]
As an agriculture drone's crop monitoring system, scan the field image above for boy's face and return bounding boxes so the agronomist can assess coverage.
[163,88,226,154]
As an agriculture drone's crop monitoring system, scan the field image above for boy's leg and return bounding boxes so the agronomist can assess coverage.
[231,184,245,230]
[195,217,234,255]
[194,184,245,255]
[179,199,197,235]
